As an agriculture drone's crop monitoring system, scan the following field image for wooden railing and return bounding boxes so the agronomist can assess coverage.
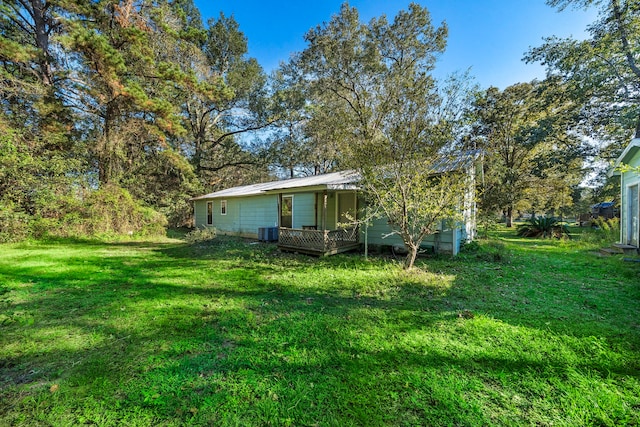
[278,227,359,255]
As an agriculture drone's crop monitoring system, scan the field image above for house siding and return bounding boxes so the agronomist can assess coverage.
[290,193,316,229]
[327,192,338,230]
[620,144,640,245]
[364,217,461,255]
[194,199,208,228]
[194,195,278,238]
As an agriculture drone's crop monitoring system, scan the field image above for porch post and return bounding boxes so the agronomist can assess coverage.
[319,191,328,253]
[278,193,282,228]
[314,192,318,229]
[322,190,328,232]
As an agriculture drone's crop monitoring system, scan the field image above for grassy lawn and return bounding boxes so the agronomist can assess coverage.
[0,229,639,426]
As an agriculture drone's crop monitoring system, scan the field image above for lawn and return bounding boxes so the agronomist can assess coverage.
[0,229,639,426]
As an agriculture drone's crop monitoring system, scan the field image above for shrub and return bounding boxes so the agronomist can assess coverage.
[578,217,620,246]
[516,216,570,239]
[84,184,167,237]
[162,196,194,228]
[592,216,619,232]
[185,227,217,244]
[476,213,499,240]
[0,204,30,243]
[461,239,508,262]
[0,185,167,242]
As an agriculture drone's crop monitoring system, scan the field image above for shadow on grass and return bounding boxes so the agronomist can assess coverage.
[0,234,638,425]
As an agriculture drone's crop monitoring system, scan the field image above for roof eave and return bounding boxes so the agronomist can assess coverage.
[614,137,640,167]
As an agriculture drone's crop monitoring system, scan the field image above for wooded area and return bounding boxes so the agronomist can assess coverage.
[1,0,638,243]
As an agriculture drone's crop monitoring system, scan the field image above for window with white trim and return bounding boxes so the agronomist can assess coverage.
[221,200,227,215]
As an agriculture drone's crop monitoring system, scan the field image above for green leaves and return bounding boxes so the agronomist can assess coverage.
[470,80,584,225]
[527,0,640,142]
[516,216,571,239]
[289,3,472,268]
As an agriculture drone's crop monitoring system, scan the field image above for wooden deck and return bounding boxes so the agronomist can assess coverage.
[278,227,360,256]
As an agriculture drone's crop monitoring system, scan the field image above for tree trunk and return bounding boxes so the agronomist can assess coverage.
[403,243,418,270]
[99,103,117,185]
[505,206,513,227]
[30,0,54,87]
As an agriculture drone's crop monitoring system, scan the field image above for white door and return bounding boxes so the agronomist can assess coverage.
[628,184,639,247]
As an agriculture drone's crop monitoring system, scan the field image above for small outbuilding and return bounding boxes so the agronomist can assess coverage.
[590,201,617,219]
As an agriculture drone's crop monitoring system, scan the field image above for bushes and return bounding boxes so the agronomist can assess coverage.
[516,216,570,239]
[0,185,167,242]
[185,226,217,244]
[0,204,30,243]
[578,217,620,246]
[461,239,509,262]
[591,216,620,232]
[84,185,167,237]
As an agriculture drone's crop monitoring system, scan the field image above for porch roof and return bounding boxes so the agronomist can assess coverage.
[191,170,360,200]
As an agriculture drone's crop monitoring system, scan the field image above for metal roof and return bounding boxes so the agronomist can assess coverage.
[191,150,480,201]
[428,149,481,173]
[592,202,615,209]
[191,170,360,200]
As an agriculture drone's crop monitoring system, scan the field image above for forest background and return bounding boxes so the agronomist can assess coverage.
[1,0,638,242]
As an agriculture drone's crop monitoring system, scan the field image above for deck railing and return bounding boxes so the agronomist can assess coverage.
[278,226,359,255]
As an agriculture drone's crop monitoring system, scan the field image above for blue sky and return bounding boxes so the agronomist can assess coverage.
[193,1,598,89]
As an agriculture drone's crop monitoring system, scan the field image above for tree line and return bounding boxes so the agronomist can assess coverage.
[1,0,637,252]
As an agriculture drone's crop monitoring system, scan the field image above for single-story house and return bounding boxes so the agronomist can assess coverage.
[612,138,640,250]
[191,155,478,256]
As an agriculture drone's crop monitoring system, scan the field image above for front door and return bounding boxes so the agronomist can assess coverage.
[628,184,639,247]
[281,196,293,228]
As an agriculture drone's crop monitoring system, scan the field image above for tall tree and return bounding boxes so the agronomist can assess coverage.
[526,0,640,151]
[0,0,80,231]
[1,0,56,87]
[470,81,585,226]
[59,0,194,185]
[181,13,273,189]
[0,0,73,144]
[268,64,344,177]
[294,3,472,269]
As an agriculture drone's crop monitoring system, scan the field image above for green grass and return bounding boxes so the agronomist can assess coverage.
[0,229,639,426]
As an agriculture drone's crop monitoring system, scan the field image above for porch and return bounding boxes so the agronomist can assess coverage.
[278,226,360,256]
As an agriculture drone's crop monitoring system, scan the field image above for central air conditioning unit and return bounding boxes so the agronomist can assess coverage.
[258,227,278,242]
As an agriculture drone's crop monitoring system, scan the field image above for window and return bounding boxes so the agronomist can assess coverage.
[221,200,227,215]
[206,201,213,225]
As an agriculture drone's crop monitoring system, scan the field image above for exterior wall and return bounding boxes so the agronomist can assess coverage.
[326,192,338,230]
[194,199,209,228]
[194,192,319,237]
[193,187,472,255]
[620,144,640,245]
[194,195,278,238]
[289,192,316,229]
[364,217,461,255]
[463,165,477,242]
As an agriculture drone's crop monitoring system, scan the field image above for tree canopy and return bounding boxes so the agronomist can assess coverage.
[281,3,475,268]
[526,0,640,149]
[0,0,620,248]
[468,81,585,226]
